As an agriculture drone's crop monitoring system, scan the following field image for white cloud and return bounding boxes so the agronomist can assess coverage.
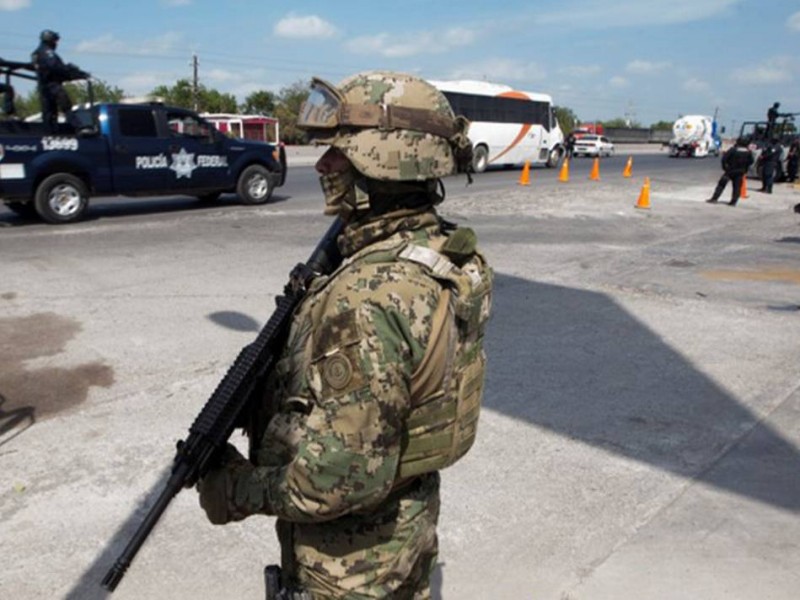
[446,58,546,83]
[118,72,171,96]
[683,77,711,93]
[75,32,184,55]
[730,56,794,84]
[161,0,192,6]
[562,65,602,77]
[536,0,742,29]
[345,27,476,58]
[788,11,800,31]
[626,60,671,74]
[274,14,338,39]
[204,69,243,84]
[609,76,629,88]
[0,0,30,9]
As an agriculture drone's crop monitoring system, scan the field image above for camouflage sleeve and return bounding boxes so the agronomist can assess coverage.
[225,263,442,523]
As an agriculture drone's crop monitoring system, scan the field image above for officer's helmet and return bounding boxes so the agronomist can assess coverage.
[297,71,472,181]
[40,30,60,44]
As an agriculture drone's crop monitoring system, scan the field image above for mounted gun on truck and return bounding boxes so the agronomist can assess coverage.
[738,110,799,180]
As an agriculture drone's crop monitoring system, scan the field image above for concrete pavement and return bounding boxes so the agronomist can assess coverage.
[1,161,799,599]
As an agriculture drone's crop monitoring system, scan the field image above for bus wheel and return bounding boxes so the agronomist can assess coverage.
[472,145,489,173]
[546,146,563,168]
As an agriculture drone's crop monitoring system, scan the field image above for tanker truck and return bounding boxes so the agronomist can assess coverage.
[668,115,721,158]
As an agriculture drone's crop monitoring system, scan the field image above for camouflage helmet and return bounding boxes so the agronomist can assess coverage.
[297,71,472,181]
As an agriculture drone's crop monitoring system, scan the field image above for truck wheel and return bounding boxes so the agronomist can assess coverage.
[472,145,489,173]
[237,165,274,205]
[34,173,89,224]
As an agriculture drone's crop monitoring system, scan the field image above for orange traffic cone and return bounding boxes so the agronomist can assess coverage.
[635,177,651,209]
[589,157,600,180]
[559,158,569,182]
[623,156,633,178]
[740,176,748,199]
[519,160,531,186]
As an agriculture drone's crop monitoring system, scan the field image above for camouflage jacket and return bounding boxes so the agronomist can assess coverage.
[223,207,491,523]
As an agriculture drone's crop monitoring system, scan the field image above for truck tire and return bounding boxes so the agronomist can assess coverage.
[34,173,89,224]
[236,165,275,205]
[472,145,489,173]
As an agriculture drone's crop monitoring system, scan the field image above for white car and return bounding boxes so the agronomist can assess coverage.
[572,135,615,157]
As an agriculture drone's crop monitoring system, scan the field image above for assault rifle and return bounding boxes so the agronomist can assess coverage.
[101,218,345,592]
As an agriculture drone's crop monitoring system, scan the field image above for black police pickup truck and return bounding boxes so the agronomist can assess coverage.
[0,102,286,223]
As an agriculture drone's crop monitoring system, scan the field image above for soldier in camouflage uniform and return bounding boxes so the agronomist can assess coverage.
[197,71,493,599]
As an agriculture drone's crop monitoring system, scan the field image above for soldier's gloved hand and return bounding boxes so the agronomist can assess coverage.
[197,443,250,525]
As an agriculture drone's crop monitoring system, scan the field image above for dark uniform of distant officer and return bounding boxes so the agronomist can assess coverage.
[0,80,13,115]
[787,139,799,183]
[758,138,782,194]
[564,131,576,159]
[766,102,782,138]
[31,30,88,132]
[706,138,754,206]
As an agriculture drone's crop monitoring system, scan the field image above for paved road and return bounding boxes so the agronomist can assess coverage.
[1,153,799,599]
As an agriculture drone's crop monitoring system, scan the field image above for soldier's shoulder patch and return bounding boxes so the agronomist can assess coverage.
[322,353,353,391]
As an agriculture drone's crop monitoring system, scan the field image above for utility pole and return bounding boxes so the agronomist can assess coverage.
[191,53,199,111]
[624,100,636,128]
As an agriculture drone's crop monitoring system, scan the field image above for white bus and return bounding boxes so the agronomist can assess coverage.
[429,80,564,172]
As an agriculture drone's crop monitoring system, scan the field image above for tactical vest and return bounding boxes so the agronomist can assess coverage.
[306,231,492,480]
[395,239,492,478]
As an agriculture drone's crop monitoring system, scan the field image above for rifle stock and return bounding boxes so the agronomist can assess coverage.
[102,218,344,592]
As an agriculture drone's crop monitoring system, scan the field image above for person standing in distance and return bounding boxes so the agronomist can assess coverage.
[758,138,782,194]
[766,102,781,138]
[31,30,88,132]
[706,138,754,206]
[196,71,493,599]
[786,139,799,183]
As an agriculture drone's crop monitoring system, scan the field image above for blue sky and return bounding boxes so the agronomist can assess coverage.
[1,0,799,132]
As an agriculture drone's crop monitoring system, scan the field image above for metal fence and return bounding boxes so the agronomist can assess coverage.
[604,127,671,144]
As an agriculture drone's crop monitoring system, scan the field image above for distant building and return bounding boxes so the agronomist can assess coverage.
[202,113,280,143]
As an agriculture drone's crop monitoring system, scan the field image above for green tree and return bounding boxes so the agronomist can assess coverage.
[65,79,125,105]
[241,90,277,115]
[150,79,196,109]
[148,79,236,113]
[203,88,237,113]
[650,120,673,131]
[12,89,40,118]
[10,78,126,118]
[553,105,579,133]
[603,117,642,129]
[273,80,309,144]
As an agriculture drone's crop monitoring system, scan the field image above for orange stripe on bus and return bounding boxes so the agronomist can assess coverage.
[488,90,533,164]
[491,124,531,163]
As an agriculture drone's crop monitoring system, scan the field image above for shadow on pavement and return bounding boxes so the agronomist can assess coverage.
[483,272,800,512]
